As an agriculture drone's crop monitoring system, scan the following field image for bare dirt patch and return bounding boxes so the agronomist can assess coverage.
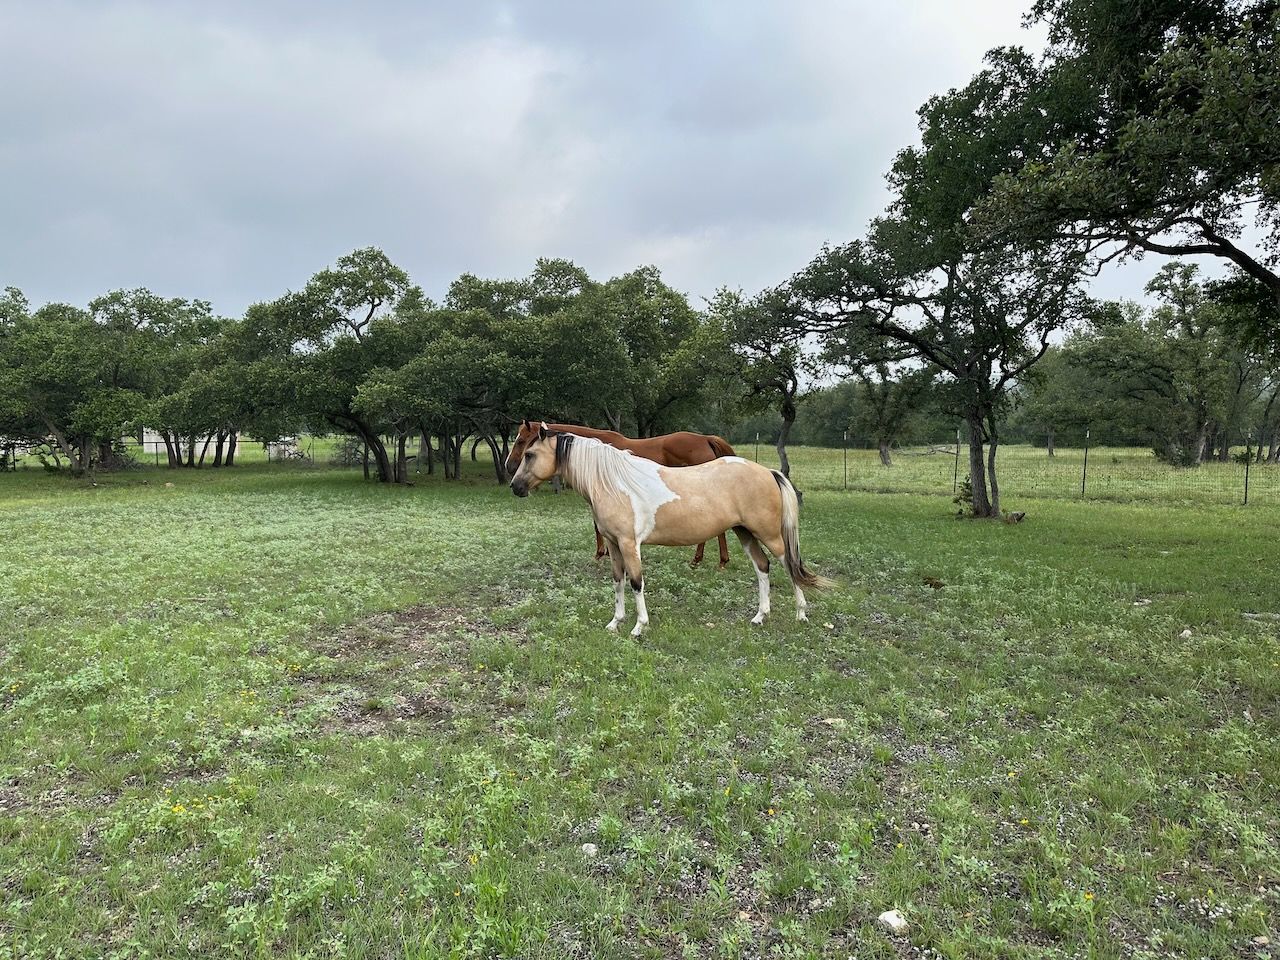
[295,603,533,736]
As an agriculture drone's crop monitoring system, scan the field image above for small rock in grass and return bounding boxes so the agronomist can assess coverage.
[580,843,598,858]
[1179,628,1193,639]
[1253,935,1270,946]
[819,718,848,729]
[877,908,909,934]
[1132,599,1151,607]
[164,482,175,488]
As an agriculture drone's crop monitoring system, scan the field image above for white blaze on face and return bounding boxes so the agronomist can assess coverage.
[628,458,679,542]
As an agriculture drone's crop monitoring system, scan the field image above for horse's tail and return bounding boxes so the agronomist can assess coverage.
[707,435,736,459]
[772,470,834,590]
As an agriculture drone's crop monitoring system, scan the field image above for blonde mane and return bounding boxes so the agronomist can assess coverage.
[557,434,679,539]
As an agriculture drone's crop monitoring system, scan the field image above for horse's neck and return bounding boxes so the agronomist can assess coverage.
[553,423,629,446]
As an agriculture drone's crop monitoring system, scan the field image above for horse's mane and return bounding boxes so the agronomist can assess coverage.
[557,434,670,507]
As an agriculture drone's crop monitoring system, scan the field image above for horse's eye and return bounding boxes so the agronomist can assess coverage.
[524,452,534,461]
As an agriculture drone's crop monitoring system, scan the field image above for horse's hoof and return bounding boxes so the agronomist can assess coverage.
[717,562,728,571]
[796,611,809,622]
[630,624,646,638]
[606,620,619,633]
[750,613,765,625]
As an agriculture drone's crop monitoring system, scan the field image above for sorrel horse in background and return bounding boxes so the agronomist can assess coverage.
[509,424,832,635]
[505,419,736,567]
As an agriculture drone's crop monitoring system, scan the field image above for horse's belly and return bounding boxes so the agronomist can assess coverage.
[643,501,736,546]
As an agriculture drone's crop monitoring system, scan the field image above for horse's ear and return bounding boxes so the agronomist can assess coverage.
[521,418,530,429]
[538,422,548,440]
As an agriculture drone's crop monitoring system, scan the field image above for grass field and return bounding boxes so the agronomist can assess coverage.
[2,458,1278,958]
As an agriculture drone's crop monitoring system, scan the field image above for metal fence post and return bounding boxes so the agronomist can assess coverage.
[843,430,848,490]
[754,432,759,463]
[1081,427,1090,498]
[1244,431,1252,506]
[952,427,961,494]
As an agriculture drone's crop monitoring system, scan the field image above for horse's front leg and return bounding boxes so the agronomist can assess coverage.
[620,539,648,637]
[716,532,730,570]
[594,524,607,561]
[605,541,626,632]
[689,541,706,568]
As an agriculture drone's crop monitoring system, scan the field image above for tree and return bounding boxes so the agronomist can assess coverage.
[711,290,806,477]
[976,1,1280,313]
[246,248,417,483]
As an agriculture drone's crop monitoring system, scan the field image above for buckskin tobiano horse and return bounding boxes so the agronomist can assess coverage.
[509,423,832,635]
[505,419,736,568]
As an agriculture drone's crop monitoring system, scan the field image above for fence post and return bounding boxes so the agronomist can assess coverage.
[952,426,961,494]
[1081,427,1090,498]
[754,432,759,463]
[843,430,848,490]
[1244,431,1252,506]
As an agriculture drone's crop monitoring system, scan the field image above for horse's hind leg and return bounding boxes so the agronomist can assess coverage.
[690,541,706,567]
[594,524,608,561]
[758,531,807,622]
[605,540,626,632]
[717,533,730,569]
[732,526,771,625]
[619,539,649,637]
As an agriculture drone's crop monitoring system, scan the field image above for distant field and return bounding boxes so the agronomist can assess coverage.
[751,443,1272,506]
[79,439,1273,506]
[1,461,1277,958]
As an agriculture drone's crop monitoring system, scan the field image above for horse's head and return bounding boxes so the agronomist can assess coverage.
[509,422,561,497]
[505,419,541,477]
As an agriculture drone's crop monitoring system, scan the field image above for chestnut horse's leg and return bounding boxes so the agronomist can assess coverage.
[690,541,706,567]
[717,532,730,569]
[594,524,607,561]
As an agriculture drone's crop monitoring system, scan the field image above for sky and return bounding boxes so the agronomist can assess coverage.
[2,0,1173,316]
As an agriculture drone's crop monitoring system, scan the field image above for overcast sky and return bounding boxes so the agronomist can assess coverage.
[4,0,1170,316]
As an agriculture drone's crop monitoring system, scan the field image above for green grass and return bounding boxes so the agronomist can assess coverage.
[1,458,1277,958]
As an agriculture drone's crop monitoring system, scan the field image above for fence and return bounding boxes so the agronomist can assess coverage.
[5,434,1273,506]
[745,435,1274,506]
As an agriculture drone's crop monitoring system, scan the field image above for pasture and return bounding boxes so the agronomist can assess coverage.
[1,456,1277,959]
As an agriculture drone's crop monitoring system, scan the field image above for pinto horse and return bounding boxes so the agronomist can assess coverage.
[505,419,736,568]
[509,424,832,635]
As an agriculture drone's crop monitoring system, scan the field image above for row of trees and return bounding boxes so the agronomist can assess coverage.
[4,0,1277,517]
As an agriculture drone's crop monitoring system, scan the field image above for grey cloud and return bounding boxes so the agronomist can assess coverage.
[2,0,1160,316]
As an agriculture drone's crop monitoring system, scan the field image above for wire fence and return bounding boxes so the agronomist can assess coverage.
[5,434,1274,506]
[747,438,1275,506]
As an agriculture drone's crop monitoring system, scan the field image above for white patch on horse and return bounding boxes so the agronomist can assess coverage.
[558,436,679,543]
[721,456,747,463]
[626,458,680,542]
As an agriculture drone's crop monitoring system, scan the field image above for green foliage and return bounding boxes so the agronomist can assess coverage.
[978,0,1280,311]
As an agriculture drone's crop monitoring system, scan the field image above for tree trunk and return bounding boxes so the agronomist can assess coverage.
[453,424,463,479]
[185,438,196,468]
[362,442,370,480]
[1046,425,1055,458]
[197,433,214,467]
[213,431,225,468]
[395,433,408,484]
[776,395,796,479]
[421,430,434,475]
[1194,421,1211,465]
[986,417,1001,518]
[470,436,483,461]
[965,414,996,518]
[439,433,454,480]
[225,433,237,467]
[877,439,892,466]
[485,435,506,483]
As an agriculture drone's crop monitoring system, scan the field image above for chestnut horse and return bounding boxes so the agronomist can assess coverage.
[505,419,736,567]
[509,425,832,635]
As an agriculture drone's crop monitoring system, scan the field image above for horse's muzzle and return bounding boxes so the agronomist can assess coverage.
[510,478,530,498]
